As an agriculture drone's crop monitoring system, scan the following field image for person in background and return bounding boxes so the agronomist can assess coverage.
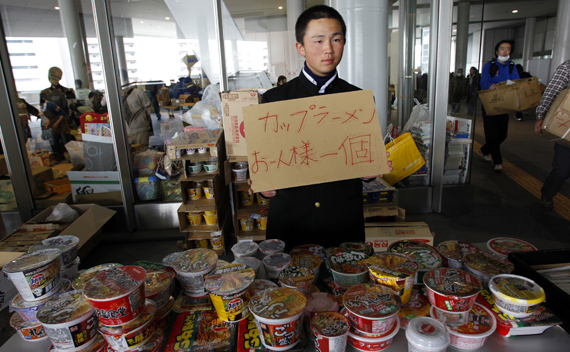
[43,102,71,161]
[124,87,153,147]
[180,78,202,98]
[75,79,91,105]
[534,60,570,211]
[40,67,75,113]
[145,82,162,120]
[449,68,468,114]
[514,64,532,121]
[467,67,480,115]
[172,77,188,99]
[277,75,287,86]
[479,40,520,172]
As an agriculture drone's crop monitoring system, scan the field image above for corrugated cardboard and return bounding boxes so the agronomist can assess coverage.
[166,129,223,160]
[221,90,261,157]
[365,222,434,252]
[31,165,54,198]
[67,171,121,202]
[364,204,405,222]
[243,90,389,193]
[75,191,123,206]
[34,192,72,209]
[479,77,541,116]
[541,88,570,147]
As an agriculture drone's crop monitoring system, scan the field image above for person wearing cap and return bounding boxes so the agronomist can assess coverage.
[43,102,71,160]
[40,67,75,113]
[173,77,191,99]
[180,78,201,98]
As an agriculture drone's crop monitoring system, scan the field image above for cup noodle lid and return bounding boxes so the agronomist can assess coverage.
[249,287,307,321]
[488,274,545,305]
[204,264,255,296]
[290,254,321,271]
[339,242,374,256]
[388,240,442,270]
[398,289,431,319]
[279,266,315,288]
[263,253,291,269]
[233,256,261,272]
[73,263,122,290]
[173,248,218,273]
[406,317,450,351]
[325,247,368,274]
[36,290,93,325]
[290,244,326,261]
[310,312,350,337]
[487,238,537,258]
[423,268,482,298]
[343,283,400,319]
[366,252,418,279]
[232,241,259,256]
[162,252,184,268]
[436,241,481,262]
[99,299,156,334]
[3,250,60,274]
[253,279,278,294]
[31,235,79,255]
[306,293,339,316]
[83,266,146,300]
[462,251,514,276]
[144,271,173,298]
[445,303,496,338]
[258,239,285,254]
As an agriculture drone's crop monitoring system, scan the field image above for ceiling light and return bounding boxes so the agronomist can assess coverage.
[278,6,283,10]
[140,21,144,23]
[512,10,518,13]
[54,6,59,10]
[165,17,170,20]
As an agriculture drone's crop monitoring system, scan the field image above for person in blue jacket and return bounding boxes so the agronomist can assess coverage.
[479,40,520,171]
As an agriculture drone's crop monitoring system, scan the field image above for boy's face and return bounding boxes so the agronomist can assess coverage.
[296,18,345,77]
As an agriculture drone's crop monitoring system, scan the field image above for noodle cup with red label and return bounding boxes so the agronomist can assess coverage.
[279,266,315,295]
[72,263,122,290]
[347,315,400,351]
[423,268,482,313]
[342,283,400,334]
[462,251,514,287]
[366,252,418,305]
[10,312,48,341]
[398,287,431,330]
[144,271,172,309]
[37,290,98,351]
[445,303,497,349]
[249,287,307,351]
[205,264,256,322]
[310,312,350,352]
[436,241,481,269]
[487,237,537,259]
[83,266,146,326]
[290,254,321,278]
[105,326,164,352]
[305,292,339,318]
[173,248,218,297]
[99,299,156,350]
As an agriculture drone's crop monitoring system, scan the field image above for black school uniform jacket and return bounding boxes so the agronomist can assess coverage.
[261,72,365,252]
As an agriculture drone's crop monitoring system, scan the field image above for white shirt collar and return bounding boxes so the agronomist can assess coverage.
[302,68,337,94]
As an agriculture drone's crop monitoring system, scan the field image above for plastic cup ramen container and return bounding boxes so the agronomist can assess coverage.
[430,305,470,327]
[172,248,218,297]
[398,288,431,330]
[186,148,196,154]
[342,283,400,334]
[233,256,261,278]
[290,254,322,278]
[10,312,48,341]
[239,216,254,231]
[249,287,307,351]
[61,257,80,281]
[57,277,72,293]
[198,147,208,153]
[162,252,183,268]
[28,235,80,267]
[257,193,270,204]
[10,277,71,322]
[203,212,218,225]
[99,299,156,350]
[204,264,256,322]
[253,279,278,294]
[239,190,254,205]
[365,252,418,305]
[105,326,164,352]
[340,242,375,257]
[388,241,442,284]
[291,244,326,263]
[487,237,538,259]
[232,241,259,258]
[305,292,339,318]
[311,312,350,352]
[210,233,224,250]
[187,184,203,200]
[462,251,514,287]
[263,253,292,281]
[256,216,268,230]
[406,317,450,352]
[145,271,172,309]
[436,241,481,269]
[155,296,174,330]
[488,274,546,318]
[347,316,400,352]
[325,247,369,286]
[82,266,146,326]
[259,239,286,257]
[188,162,202,175]
[423,268,482,313]
[37,290,98,351]
[187,211,202,226]
[445,303,497,349]
[2,250,61,301]
[233,168,248,181]
[48,333,107,352]
[72,263,122,290]
[203,186,215,199]
[204,160,218,173]
[279,266,315,295]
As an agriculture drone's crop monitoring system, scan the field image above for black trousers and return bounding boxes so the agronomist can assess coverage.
[542,143,570,200]
[480,106,509,165]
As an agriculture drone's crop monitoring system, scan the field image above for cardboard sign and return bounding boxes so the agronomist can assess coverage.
[243,90,389,193]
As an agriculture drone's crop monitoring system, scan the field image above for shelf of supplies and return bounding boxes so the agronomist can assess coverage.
[179,201,216,211]
[236,229,267,242]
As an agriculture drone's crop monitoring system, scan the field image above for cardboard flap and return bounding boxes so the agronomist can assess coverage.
[62,204,116,249]
[0,252,23,267]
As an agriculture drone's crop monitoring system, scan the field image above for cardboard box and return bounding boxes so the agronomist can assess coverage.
[221,90,261,157]
[34,192,72,209]
[0,178,17,211]
[31,165,55,198]
[166,129,223,160]
[479,77,541,116]
[541,88,570,147]
[66,171,121,202]
[364,204,405,222]
[365,222,434,252]
[74,191,123,206]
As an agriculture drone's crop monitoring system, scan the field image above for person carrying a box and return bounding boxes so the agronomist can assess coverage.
[479,40,520,172]
[534,60,570,210]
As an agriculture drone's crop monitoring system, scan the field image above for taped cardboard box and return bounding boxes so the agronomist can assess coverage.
[66,171,121,202]
[221,90,261,157]
[541,88,570,147]
[365,222,434,252]
[479,77,541,116]
[364,203,405,222]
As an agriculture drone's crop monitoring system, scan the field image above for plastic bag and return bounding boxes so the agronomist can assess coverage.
[383,132,426,185]
[64,141,85,167]
[403,99,430,133]
[181,84,222,130]
[45,203,79,223]
[133,150,162,177]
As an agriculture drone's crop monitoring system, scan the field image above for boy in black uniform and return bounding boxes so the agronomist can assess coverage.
[256,5,385,251]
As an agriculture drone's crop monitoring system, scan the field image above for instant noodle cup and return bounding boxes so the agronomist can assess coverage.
[249,287,307,351]
[346,315,400,351]
[239,190,254,205]
[290,254,321,278]
[10,277,71,322]
[487,237,538,259]
[61,257,80,281]
[28,235,80,267]
[423,268,482,313]
[145,271,173,309]
[430,305,470,327]
[37,290,98,351]
[203,185,215,199]
[436,241,481,269]
[263,253,291,281]
[365,252,418,305]
[187,182,203,200]
[10,312,48,341]
[291,244,326,263]
[105,326,164,352]
[405,317,450,352]
[325,247,369,286]
[233,167,248,181]
[462,251,514,287]
[173,248,218,297]
[232,241,259,258]
[342,283,400,334]
[187,162,202,175]
[72,263,122,290]
[256,215,268,230]
[305,292,339,318]
[83,266,146,326]
[162,252,183,268]
[253,279,278,294]
[204,264,256,322]
[311,312,350,352]
[154,296,174,330]
[98,299,156,350]
[278,266,315,295]
[203,212,218,225]
[398,287,430,330]
[233,256,261,278]
[187,211,202,226]
[444,303,497,349]
[49,333,107,352]
[340,242,374,257]
[488,274,545,318]
[204,159,218,173]
[259,239,286,257]
[2,250,61,301]
[388,240,442,284]
[239,216,254,231]
[257,193,270,204]
[58,277,72,293]
[210,233,224,250]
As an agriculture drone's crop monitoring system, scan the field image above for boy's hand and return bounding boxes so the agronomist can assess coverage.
[247,179,277,197]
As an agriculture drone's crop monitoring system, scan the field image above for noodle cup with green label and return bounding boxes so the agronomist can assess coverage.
[325,247,369,286]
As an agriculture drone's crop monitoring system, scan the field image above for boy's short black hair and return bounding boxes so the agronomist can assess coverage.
[494,40,513,57]
[295,5,346,45]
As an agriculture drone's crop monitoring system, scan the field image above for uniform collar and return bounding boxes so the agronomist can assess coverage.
[302,62,338,94]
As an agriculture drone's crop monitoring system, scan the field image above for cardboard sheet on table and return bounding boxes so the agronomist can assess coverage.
[243,90,389,193]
